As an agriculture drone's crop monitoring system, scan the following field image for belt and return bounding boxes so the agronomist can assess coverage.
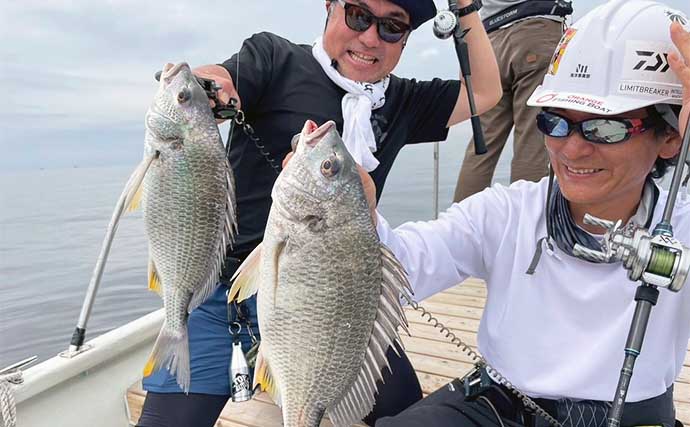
[482,0,572,33]
[462,365,676,427]
[499,384,676,427]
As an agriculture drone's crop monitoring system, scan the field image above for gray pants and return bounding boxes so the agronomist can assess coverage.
[454,18,563,202]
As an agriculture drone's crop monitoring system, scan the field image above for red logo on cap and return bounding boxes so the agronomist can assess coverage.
[536,94,558,103]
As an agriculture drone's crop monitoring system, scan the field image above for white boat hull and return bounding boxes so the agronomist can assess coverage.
[15,309,163,427]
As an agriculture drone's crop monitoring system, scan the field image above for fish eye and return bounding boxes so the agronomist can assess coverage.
[320,156,340,177]
[177,88,191,104]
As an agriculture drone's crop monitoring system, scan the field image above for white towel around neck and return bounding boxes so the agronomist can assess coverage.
[312,36,389,171]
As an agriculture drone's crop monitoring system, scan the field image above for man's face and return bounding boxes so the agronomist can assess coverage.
[546,108,678,211]
[323,0,409,83]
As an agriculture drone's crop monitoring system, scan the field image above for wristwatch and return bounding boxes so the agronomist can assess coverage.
[457,0,482,17]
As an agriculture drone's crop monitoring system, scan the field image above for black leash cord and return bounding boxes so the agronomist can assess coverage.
[229,110,281,176]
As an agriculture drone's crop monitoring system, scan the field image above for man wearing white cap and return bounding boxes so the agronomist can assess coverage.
[370,1,690,426]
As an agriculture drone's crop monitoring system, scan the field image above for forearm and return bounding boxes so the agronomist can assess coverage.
[458,0,500,106]
[446,1,501,126]
[375,208,484,302]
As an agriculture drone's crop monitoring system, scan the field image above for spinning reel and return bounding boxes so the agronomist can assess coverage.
[574,214,689,292]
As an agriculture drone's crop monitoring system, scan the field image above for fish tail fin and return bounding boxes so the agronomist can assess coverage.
[142,323,191,393]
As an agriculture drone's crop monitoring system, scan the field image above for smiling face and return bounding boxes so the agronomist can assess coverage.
[323,0,409,83]
[546,108,680,223]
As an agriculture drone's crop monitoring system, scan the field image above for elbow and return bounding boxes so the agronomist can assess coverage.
[475,85,502,116]
[476,63,502,115]
[488,85,503,112]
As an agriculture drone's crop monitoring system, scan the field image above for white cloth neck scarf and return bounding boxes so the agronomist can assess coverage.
[312,36,389,171]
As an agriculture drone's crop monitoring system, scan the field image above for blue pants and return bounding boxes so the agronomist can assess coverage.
[142,284,257,395]
[138,283,422,427]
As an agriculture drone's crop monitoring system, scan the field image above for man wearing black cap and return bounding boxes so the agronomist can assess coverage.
[136,1,500,426]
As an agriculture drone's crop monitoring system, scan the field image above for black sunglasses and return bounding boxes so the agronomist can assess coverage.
[336,0,410,43]
[536,110,656,144]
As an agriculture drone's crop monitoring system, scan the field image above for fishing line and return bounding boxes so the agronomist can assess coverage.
[223,47,281,175]
[225,51,240,157]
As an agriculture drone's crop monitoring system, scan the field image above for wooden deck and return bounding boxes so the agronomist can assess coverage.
[127,279,690,426]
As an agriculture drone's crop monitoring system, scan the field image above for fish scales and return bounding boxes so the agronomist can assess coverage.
[230,120,411,427]
[140,62,236,392]
[261,214,381,425]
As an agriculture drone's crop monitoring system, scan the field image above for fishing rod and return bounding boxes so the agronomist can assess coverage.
[68,155,157,354]
[68,70,258,355]
[432,0,487,155]
[574,113,690,427]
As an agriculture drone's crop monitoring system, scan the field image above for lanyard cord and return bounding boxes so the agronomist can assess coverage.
[225,49,281,175]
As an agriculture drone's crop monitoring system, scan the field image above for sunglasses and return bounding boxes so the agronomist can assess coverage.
[536,110,655,144]
[335,0,410,43]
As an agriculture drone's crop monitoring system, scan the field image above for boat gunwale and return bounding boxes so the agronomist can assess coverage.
[14,308,164,403]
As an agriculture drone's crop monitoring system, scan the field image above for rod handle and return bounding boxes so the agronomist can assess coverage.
[70,327,86,349]
[471,116,487,154]
[454,35,471,76]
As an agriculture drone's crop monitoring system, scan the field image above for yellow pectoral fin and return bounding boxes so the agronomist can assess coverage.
[148,258,162,295]
[228,243,263,303]
[126,185,143,212]
[142,356,156,377]
[123,154,156,213]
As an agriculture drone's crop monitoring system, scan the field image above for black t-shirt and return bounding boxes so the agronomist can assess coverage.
[221,32,460,259]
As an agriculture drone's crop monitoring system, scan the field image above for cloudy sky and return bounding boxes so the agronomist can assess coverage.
[2,0,687,171]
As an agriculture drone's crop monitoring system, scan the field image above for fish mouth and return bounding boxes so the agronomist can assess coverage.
[300,120,336,147]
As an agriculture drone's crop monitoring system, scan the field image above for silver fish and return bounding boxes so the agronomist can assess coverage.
[229,120,412,427]
[138,62,237,392]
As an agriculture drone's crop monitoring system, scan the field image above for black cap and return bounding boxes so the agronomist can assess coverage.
[389,0,437,30]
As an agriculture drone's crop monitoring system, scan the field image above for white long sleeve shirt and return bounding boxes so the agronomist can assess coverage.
[376,178,690,402]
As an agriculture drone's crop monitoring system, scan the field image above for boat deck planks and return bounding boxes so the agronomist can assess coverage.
[127,278,690,426]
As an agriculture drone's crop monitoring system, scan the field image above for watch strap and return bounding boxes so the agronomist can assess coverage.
[457,0,482,17]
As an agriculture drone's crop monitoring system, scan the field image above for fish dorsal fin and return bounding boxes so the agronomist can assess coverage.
[188,161,237,313]
[228,243,263,303]
[327,243,413,427]
[254,348,282,408]
[148,257,162,295]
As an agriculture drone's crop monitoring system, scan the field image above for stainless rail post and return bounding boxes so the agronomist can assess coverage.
[433,142,440,220]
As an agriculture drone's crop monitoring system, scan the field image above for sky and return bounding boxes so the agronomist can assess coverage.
[2,0,688,171]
